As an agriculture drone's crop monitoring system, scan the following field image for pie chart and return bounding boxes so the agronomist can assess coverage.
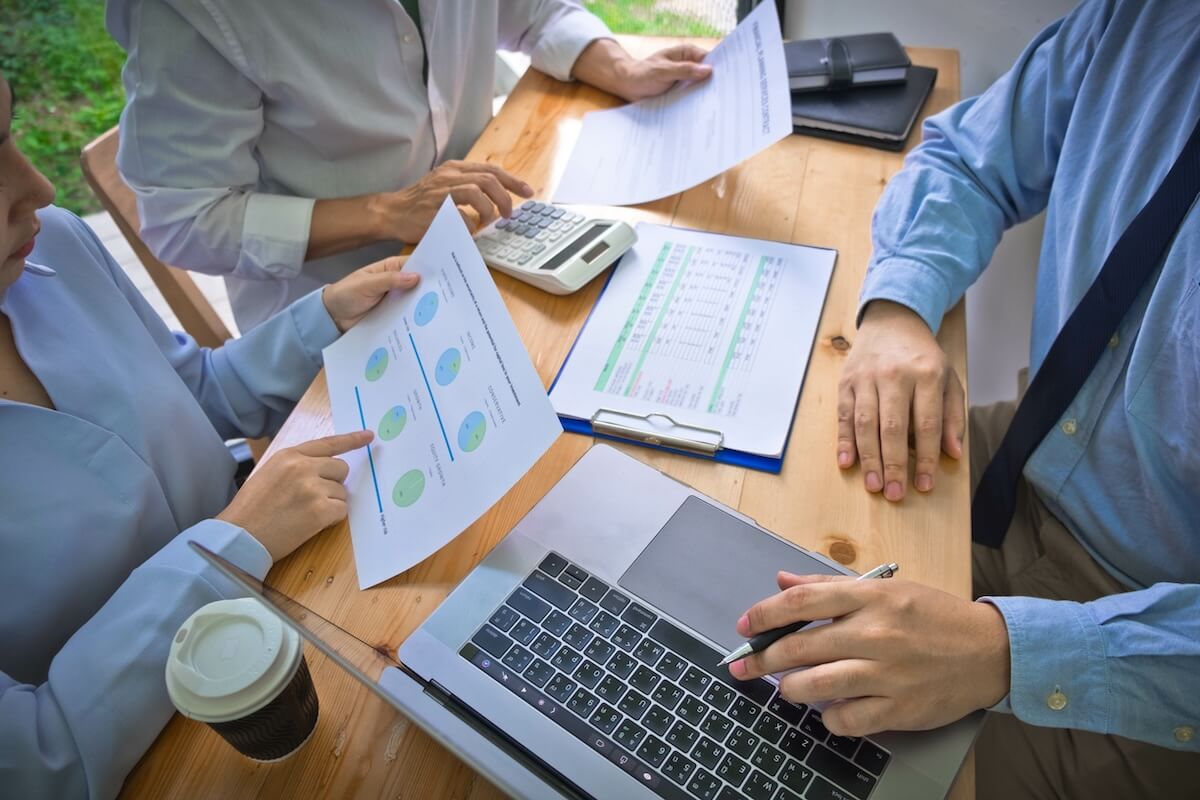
[365,347,389,381]
[435,347,462,386]
[457,411,487,453]
[414,291,439,326]
[392,469,426,508]
[377,405,407,440]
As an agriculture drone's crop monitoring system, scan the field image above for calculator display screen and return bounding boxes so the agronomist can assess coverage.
[539,223,611,270]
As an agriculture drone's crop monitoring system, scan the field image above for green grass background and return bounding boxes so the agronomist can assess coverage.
[2,0,718,215]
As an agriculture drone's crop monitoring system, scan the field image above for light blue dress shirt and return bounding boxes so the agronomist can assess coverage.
[859,0,1200,750]
[0,207,341,797]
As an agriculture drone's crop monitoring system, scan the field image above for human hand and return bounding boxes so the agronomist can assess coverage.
[322,256,419,333]
[730,572,1010,737]
[217,431,373,561]
[572,39,712,102]
[378,160,534,241]
[837,300,965,501]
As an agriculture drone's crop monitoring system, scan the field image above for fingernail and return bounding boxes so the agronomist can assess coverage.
[400,273,419,284]
[885,481,903,501]
[866,472,882,492]
[521,183,534,195]
[736,614,750,636]
[916,474,932,492]
[838,451,851,468]
[729,660,748,678]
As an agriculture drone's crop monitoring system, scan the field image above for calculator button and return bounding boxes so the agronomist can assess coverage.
[549,221,564,231]
[535,231,551,242]
[531,201,546,212]
[548,232,563,242]
[537,218,552,228]
[550,208,564,219]
[520,200,536,210]
[532,244,546,253]
[523,228,538,238]
[495,218,511,230]
[518,255,533,265]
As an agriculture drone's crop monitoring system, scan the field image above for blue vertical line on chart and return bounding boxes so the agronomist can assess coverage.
[354,385,384,513]
[409,332,456,462]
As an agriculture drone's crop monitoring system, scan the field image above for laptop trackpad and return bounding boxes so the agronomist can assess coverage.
[619,496,845,653]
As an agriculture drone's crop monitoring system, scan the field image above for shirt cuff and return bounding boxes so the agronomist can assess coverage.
[238,193,316,281]
[156,518,273,589]
[530,11,614,81]
[857,256,954,334]
[286,287,342,368]
[981,595,1110,733]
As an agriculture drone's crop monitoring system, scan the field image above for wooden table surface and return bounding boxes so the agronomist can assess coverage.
[122,37,969,800]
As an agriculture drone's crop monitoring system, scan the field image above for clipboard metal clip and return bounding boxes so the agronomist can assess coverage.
[589,408,725,456]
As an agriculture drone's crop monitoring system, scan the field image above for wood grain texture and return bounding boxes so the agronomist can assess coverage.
[121,39,971,800]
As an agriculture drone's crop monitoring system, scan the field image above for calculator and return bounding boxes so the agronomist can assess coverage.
[475,200,636,295]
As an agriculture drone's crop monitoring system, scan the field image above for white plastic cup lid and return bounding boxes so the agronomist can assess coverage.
[165,598,302,723]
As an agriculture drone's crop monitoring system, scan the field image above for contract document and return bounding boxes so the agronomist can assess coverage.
[553,1,792,206]
[550,223,835,469]
[324,199,562,588]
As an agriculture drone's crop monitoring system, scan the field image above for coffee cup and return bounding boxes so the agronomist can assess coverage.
[166,598,319,762]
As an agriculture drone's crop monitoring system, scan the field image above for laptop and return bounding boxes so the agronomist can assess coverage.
[196,444,980,800]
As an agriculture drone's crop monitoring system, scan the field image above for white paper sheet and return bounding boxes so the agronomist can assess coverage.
[550,223,835,459]
[553,1,792,207]
[324,199,562,588]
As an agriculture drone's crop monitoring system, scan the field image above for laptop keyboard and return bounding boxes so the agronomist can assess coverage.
[459,552,890,800]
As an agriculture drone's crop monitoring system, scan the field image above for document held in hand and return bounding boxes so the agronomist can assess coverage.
[324,198,562,588]
[553,0,792,207]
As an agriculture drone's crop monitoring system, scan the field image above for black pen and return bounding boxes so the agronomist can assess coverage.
[718,562,900,667]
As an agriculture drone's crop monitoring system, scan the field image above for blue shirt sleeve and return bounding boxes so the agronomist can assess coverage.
[0,520,271,799]
[857,2,1103,333]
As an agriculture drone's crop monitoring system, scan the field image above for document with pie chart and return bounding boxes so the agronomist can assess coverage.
[324,198,562,588]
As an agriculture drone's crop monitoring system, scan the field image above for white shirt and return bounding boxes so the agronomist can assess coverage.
[107,0,610,330]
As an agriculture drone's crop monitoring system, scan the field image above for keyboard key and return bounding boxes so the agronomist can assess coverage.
[744,769,778,800]
[622,603,658,632]
[471,625,513,658]
[780,728,814,761]
[579,576,609,603]
[715,753,750,787]
[630,665,660,694]
[488,606,519,631]
[551,646,583,673]
[827,734,860,760]
[703,682,734,712]
[538,552,567,576]
[800,709,830,742]
[590,702,621,734]
[678,696,709,725]
[568,597,599,625]
[574,660,604,689]
[776,790,802,800]
[807,744,878,799]
[662,752,697,786]
[564,563,589,583]
[544,610,572,636]
[523,658,554,688]
[612,624,642,652]
[728,696,761,727]
[638,734,671,768]
[753,711,789,744]
[510,618,538,645]
[806,775,860,800]
[563,622,593,651]
[644,704,674,735]
[691,735,725,769]
[609,651,637,678]
[545,674,577,702]
[779,761,815,794]
[680,667,712,697]
[768,693,807,725]
[618,688,651,720]
[600,589,631,615]
[584,637,616,665]
[727,726,761,759]
[667,720,699,752]
[614,719,647,751]
[566,688,599,719]
[716,788,741,800]
[658,651,688,682]
[648,619,774,704]
[588,610,620,638]
[700,710,734,742]
[596,674,626,703]
[524,571,575,610]
[634,638,666,666]
[751,741,786,777]
[501,644,533,673]
[652,681,685,710]
[531,632,559,660]
[854,739,890,776]
[686,768,723,800]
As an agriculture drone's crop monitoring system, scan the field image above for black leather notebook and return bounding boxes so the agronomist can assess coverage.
[791,65,937,152]
[785,32,911,91]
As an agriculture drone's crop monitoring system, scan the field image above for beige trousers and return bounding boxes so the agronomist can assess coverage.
[969,400,1200,799]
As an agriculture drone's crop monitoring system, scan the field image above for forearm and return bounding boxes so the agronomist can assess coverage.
[306,193,395,261]
[569,37,637,99]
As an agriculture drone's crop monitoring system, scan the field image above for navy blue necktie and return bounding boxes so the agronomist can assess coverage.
[971,114,1200,548]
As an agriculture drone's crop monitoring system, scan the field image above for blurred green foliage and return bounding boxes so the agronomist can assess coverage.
[0,0,126,214]
[584,0,722,37]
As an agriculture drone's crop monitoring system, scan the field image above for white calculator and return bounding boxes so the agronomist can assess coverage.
[475,200,636,295]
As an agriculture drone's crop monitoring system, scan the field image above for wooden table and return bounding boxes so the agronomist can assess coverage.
[123,37,968,800]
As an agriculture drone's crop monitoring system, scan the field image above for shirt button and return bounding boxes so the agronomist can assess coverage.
[1061,419,1078,436]
[1108,332,1120,349]
[1175,726,1195,743]
[403,34,415,44]
[1047,690,1068,711]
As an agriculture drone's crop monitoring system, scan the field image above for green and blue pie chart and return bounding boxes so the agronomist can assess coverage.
[435,347,462,386]
[392,469,426,508]
[365,347,388,381]
[457,411,487,453]
[377,405,407,440]
[414,292,439,326]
